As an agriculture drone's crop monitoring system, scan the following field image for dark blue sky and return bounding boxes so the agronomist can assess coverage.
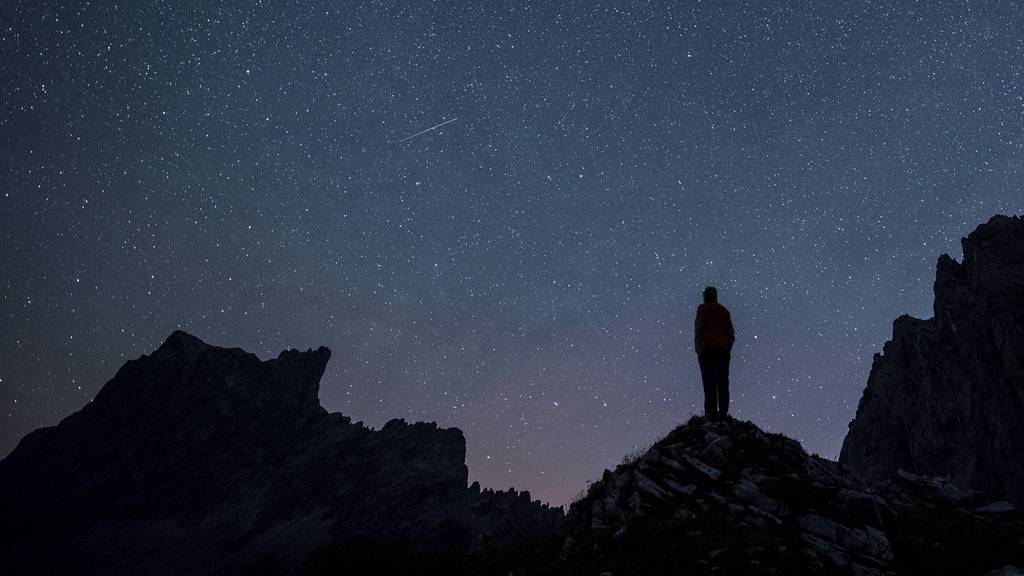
[3,1,1022,504]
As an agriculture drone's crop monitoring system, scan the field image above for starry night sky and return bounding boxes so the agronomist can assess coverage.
[2,1,1022,505]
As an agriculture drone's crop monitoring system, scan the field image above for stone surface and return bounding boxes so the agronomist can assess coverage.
[987,567,1024,576]
[0,331,561,575]
[546,416,1024,575]
[976,501,1017,514]
[556,417,898,575]
[840,215,1024,507]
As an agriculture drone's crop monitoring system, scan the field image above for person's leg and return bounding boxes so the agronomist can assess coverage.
[698,352,718,418]
[718,350,731,417]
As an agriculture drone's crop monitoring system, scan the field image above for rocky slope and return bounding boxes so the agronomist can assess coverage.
[840,215,1024,507]
[548,416,1024,576]
[0,331,561,575]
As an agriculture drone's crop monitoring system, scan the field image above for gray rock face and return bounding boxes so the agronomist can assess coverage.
[840,215,1024,507]
[0,331,561,575]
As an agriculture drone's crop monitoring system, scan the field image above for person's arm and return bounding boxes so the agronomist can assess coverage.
[727,313,735,351]
[694,310,704,354]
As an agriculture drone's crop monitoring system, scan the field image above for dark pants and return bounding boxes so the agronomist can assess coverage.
[698,349,730,418]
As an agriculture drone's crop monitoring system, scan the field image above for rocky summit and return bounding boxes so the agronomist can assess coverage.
[0,331,561,575]
[840,215,1024,507]
[548,416,1024,576]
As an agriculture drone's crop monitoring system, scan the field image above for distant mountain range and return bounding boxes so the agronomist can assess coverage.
[2,215,1022,574]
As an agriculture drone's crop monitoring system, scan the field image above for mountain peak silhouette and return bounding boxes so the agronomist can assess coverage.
[0,332,560,575]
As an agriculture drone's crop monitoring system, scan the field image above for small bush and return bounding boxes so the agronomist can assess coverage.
[620,444,650,466]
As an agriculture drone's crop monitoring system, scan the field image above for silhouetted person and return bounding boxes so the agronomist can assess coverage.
[695,286,734,420]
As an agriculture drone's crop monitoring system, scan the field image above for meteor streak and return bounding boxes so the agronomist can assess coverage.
[398,117,458,143]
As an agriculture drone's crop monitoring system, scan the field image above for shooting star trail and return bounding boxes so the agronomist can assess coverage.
[398,117,458,143]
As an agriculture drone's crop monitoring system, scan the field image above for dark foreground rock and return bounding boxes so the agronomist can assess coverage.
[543,416,1024,576]
[0,331,561,575]
[840,215,1024,507]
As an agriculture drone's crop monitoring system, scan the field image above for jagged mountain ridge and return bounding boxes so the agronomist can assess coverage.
[0,331,561,575]
[840,215,1024,506]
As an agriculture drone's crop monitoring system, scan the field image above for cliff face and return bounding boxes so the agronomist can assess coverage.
[0,331,561,575]
[840,215,1024,506]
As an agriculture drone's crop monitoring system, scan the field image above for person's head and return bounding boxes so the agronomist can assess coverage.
[703,286,718,303]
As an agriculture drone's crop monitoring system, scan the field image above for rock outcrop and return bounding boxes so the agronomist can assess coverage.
[547,416,1024,575]
[840,215,1024,506]
[0,331,561,575]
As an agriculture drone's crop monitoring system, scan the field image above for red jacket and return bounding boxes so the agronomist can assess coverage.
[695,302,734,351]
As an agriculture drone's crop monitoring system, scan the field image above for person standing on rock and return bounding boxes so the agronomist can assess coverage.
[695,286,735,420]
